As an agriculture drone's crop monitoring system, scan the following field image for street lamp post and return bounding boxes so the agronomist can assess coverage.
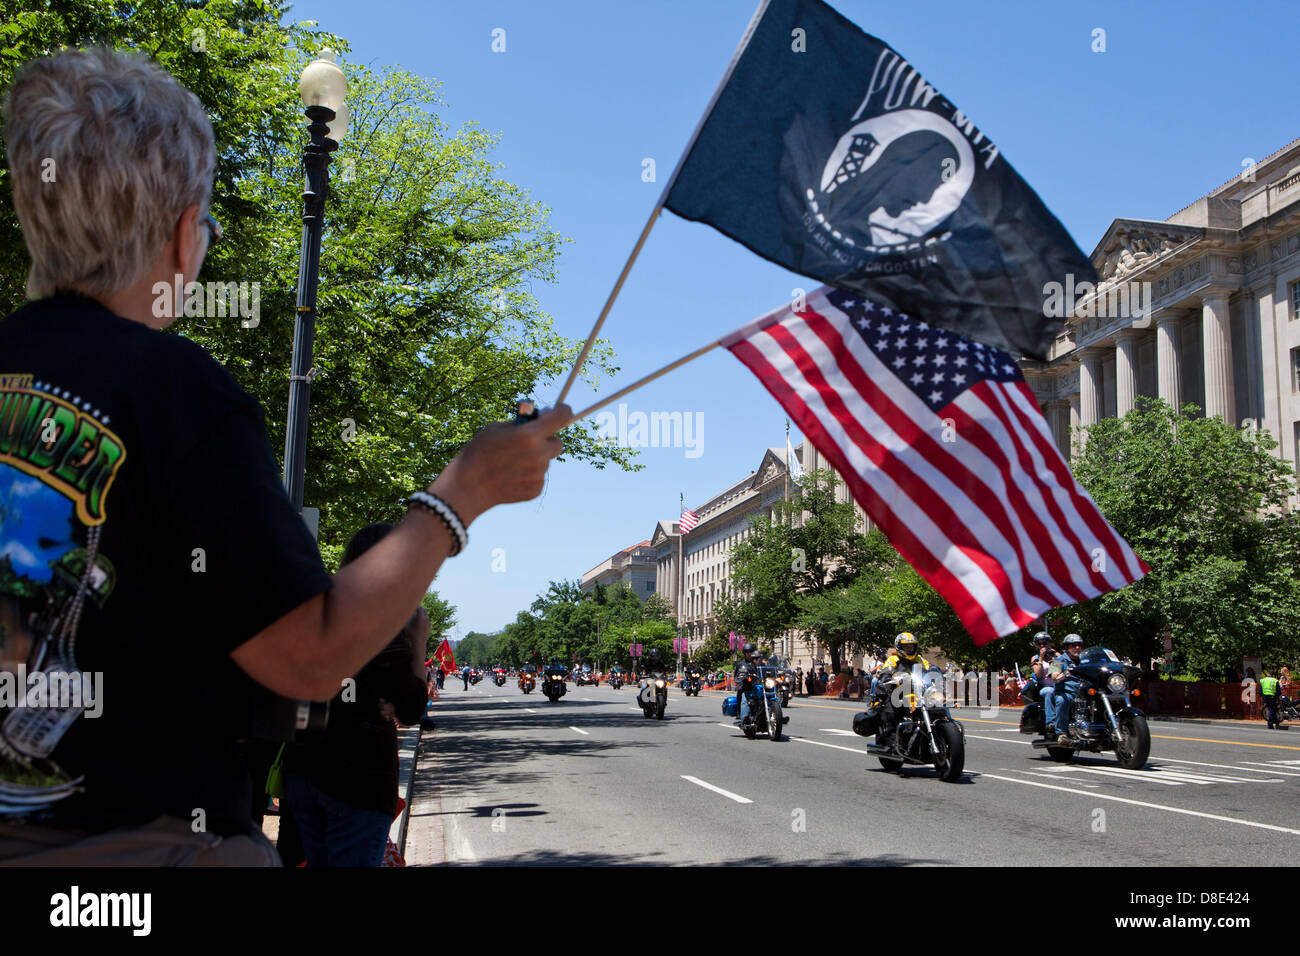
[283,50,349,513]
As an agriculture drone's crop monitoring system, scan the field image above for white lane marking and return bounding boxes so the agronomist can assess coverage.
[582,698,596,702]
[680,775,752,804]
[966,733,1031,746]
[717,722,737,729]
[818,728,858,736]
[570,726,589,736]
[524,708,536,714]
[1156,757,1300,777]
[1238,761,1300,776]
[792,736,869,755]
[974,771,1300,836]
[1014,769,1100,787]
[1038,765,1273,786]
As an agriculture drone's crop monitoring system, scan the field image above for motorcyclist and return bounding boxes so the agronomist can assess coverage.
[461,664,471,691]
[639,648,667,708]
[1048,634,1085,741]
[1028,632,1058,731]
[876,633,931,750]
[733,643,761,726]
[683,661,703,690]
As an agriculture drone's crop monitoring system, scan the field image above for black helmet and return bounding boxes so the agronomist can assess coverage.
[648,647,662,661]
[742,642,756,656]
[1033,631,1051,646]
[1063,633,1083,647]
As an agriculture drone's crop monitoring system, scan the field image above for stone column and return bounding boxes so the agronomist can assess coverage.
[1067,395,1081,460]
[1201,290,1234,422]
[1045,400,1069,458]
[1078,347,1103,429]
[1114,329,1139,417]
[1155,311,1182,409]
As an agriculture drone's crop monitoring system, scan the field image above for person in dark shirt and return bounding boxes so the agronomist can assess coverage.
[0,47,568,865]
[283,522,429,866]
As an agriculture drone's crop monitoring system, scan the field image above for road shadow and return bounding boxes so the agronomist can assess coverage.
[428,849,944,867]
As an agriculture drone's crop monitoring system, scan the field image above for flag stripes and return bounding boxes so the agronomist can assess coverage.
[722,288,1147,644]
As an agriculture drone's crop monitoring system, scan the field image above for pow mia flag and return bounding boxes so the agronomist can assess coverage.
[663,0,1095,361]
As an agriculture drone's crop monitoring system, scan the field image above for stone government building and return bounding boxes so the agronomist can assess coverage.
[581,137,1300,671]
[1023,137,1300,469]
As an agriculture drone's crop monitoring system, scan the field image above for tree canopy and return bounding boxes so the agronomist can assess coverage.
[0,0,637,574]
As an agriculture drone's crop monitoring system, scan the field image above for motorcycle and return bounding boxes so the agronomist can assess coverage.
[492,669,507,687]
[681,673,703,697]
[776,671,793,707]
[469,669,482,685]
[854,662,964,782]
[609,670,625,690]
[1019,646,1150,769]
[518,669,536,694]
[638,673,668,720]
[1278,695,1299,724]
[723,665,786,741]
[542,670,567,703]
[575,668,599,688]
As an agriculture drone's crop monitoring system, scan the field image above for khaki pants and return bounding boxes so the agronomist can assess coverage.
[0,814,280,866]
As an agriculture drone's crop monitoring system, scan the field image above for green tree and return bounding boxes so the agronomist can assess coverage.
[1065,398,1300,676]
[720,469,870,671]
[0,0,636,572]
[420,590,456,657]
[693,631,734,672]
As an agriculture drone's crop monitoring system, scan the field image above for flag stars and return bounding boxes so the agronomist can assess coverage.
[877,324,892,336]
[931,353,947,366]
[876,339,890,351]
[892,356,907,370]
[913,337,926,349]
[952,373,967,386]
[855,317,871,330]
[912,355,926,367]
[910,373,925,386]
[954,355,968,368]
[897,323,910,334]
[894,337,908,349]
[931,372,945,384]
[955,341,968,352]
[928,390,942,403]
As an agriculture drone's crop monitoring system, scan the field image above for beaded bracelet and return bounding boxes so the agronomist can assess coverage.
[407,491,469,556]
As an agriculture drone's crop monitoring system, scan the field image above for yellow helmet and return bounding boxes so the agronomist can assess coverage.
[896,633,919,658]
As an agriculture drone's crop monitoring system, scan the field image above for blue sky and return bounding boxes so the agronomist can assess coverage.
[290,0,1297,639]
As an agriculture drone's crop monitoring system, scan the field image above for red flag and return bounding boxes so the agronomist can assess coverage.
[433,638,457,675]
[723,286,1148,645]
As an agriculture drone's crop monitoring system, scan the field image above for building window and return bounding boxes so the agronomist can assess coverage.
[645,581,654,593]
[1292,347,1300,394]
[1294,422,1300,475]
[1292,281,1300,320]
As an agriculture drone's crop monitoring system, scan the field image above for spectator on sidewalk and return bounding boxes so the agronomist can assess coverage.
[0,46,566,866]
[283,523,430,867]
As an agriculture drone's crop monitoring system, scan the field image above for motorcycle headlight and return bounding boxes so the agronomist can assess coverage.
[1107,673,1127,693]
[765,678,776,689]
[655,680,665,688]
[925,685,945,705]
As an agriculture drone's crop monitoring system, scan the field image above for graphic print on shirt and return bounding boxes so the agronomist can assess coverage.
[0,374,123,803]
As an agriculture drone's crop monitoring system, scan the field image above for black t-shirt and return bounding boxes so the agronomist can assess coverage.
[0,294,333,836]
[284,633,427,818]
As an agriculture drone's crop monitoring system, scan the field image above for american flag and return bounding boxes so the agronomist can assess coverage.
[722,286,1148,645]
[680,508,699,534]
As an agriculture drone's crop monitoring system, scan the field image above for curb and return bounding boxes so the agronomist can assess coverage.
[391,723,421,856]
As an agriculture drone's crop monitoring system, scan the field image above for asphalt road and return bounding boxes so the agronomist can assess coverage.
[403,679,1300,866]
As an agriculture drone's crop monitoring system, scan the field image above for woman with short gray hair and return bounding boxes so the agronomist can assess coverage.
[0,47,568,865]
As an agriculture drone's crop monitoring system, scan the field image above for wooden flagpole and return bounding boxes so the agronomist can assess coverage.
[554,0,772,406]
[568,339,721,422]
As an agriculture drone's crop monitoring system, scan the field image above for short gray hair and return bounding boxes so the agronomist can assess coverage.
[3,47,216,299]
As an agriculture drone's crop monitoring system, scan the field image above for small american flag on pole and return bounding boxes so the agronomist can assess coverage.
[723,286,1148,645]
[680,508,699,534]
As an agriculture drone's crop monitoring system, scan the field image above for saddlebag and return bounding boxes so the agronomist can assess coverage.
[852,707,881,738]
[722,695,738,717]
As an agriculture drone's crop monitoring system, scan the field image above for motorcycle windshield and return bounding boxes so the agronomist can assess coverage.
[1080,647,1120,664]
